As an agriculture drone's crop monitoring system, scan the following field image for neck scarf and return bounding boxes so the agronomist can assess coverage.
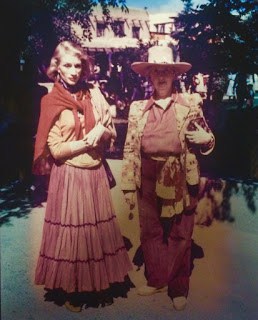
[33,81,95,175]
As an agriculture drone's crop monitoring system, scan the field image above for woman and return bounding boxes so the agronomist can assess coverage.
[33,41,132,312]
[121,46,215,311]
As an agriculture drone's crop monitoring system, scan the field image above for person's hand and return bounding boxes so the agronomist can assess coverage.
[69,139,88,154]
[123,191,136,210]
[83,124,105,148]
[185,122,212,145]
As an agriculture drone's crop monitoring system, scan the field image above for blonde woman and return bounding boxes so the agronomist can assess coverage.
[33,41,132,312]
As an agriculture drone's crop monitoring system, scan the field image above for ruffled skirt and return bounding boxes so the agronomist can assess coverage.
[35,163,132,294]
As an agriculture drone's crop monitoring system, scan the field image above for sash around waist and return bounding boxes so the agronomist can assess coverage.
[141,150,181,161]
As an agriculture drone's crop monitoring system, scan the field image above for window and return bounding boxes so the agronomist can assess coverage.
[155,24,165,33]
[132,26,140,39]
[97,22,106,37]
[111,20,125,37]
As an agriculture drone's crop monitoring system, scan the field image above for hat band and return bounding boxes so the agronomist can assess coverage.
[151,61,173,64]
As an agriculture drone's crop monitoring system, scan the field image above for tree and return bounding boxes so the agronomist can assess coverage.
[1,0,128,96]
[173,0,257,96]
[182,0,194,13]
[0,0,129,186]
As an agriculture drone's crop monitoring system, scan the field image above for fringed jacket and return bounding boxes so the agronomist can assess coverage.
[121,93,215,215]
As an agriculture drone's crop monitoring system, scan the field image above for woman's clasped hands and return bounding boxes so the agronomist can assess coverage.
[83,123,105,148]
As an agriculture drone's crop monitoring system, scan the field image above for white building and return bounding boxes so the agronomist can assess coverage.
[40,6,182,87]
[72,6,180,51]
[72,5,150,52]
[149,12,178,47]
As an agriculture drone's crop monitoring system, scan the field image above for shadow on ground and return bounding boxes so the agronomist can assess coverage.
[0,177,257,227]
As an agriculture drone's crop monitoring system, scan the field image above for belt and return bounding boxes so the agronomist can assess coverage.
[141,151,180,160]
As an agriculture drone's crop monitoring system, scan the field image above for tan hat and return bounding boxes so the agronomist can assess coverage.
[131,45,192,76]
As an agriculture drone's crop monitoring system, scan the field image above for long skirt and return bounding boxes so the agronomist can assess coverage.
[35,163,132,294]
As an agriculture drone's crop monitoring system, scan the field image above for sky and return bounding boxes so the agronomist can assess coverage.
[125,0,208,13]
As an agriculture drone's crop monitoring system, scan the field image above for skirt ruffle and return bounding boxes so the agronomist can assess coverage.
[35,163,132,293]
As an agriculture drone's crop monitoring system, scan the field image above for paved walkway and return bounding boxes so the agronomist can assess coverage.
[1,160,258,320]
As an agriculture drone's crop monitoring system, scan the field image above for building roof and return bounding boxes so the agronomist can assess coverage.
[149,12,177,33]
[81,37,140,52]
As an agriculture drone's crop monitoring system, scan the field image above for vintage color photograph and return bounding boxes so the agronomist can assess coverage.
[1,0,258,319]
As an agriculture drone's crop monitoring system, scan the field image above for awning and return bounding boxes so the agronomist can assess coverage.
[81,37,139,51]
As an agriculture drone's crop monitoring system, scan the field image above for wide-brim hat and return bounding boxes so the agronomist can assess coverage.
[131,45,192,77]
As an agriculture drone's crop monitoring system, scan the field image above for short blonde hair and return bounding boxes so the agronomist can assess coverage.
[47,41,93,81]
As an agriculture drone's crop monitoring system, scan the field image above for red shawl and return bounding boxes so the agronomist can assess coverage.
[32,82,95,175]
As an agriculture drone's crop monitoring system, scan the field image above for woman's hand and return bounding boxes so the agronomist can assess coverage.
[83,124,105,148]
[185,122,212,145]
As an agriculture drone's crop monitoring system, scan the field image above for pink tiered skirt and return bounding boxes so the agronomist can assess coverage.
[35,163,132,293]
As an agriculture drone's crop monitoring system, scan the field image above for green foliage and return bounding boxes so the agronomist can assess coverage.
[2,1,127,75]
[24,1,127,59]
[174,0,257,76]
[1,0,129,107]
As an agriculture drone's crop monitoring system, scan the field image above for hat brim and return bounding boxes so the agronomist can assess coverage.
[131,62,192,76]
